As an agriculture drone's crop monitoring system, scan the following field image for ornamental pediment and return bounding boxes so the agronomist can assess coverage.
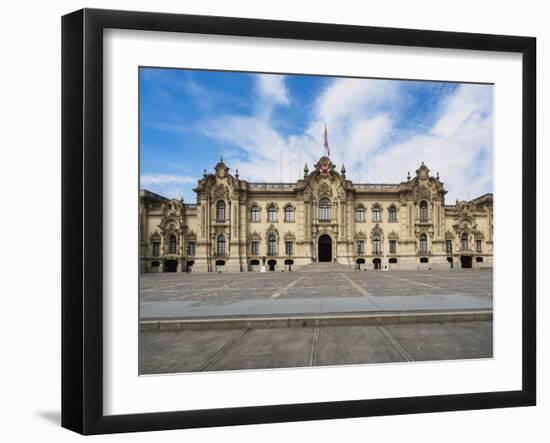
[284,231,296,240]
[265,224,279,237]
[249,231,261,241]
[371,223,383,235]
[314,156,336,176]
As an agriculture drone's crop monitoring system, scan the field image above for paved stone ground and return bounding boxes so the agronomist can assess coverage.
[139,320,493,374]
[140,266,493,304]
[139,265,493,373]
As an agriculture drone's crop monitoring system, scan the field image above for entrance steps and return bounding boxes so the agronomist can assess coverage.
[297,262,354,272]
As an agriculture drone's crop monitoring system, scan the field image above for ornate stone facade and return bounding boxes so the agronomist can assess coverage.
[140,156,493,272]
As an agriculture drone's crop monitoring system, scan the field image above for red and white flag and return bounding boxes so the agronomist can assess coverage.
[323,123,330,157]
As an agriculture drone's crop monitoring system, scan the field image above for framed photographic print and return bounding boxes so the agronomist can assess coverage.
[61,8,536,435]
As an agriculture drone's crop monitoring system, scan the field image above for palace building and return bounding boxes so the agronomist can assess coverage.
[140,156,493,273]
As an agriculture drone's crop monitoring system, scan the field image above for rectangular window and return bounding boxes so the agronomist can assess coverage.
[285,208,294,222]
[356,240,364,254]
[389,209,397,222]
[476,239,482,253]
[152,241,160,257]
[251,241,259,255]
[188,241,196,256]
[389,240,396,253]
[319,207,331,221]
[446,240,452,254]
[169,237,177,254]
[285,241,293,256]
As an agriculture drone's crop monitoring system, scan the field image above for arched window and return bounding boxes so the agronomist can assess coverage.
[388,206,397,222]
[267,206,277,222]
[419,201,428,221]
[372,206,381,222]
[216,235,226,256]
[461,233,468,251]
[250,206,260,222]
[419,234,428,254]
[372,234,381,254]
[216,200,225,222]
[169,235,177,254]
[284,206,294,222]
[268,234,277,256]
[355,206,365,222]
[319,198,331,221]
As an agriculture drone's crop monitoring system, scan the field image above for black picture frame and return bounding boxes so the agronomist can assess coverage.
[62,8,536,435]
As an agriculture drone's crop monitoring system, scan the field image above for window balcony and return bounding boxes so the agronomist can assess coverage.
[213,251,228,257]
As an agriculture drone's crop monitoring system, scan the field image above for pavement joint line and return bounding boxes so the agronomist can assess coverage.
[198,328,250,372]
[339,273,371,296]
[439,321,485,342]
[271,275,307,298]
[309,326,320,367]
[378,326,414,362]
[380,274,463,293]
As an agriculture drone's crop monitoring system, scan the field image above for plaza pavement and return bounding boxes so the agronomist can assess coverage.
[140,264,493,320]
[140,320,493,374]
[139,264,493,373]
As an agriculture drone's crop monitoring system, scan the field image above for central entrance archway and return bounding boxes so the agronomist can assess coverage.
[460,255,472,268]
[164,259,178,272]
[318,234,332,262]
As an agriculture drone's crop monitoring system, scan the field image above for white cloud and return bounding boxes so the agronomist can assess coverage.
[255,74,290,106]
[316,77,398,124]
[140,174,198,201]
[367,84,493,201]
[199,78,492,203]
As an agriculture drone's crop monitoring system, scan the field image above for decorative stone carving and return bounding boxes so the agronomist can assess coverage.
[371,223,383,235]
[265,224,279,238]
[416,185,431,201]
[284,231,296,240]
[212,184,227,200]
[318,181,331,197]
[388,230,399,240]
[444,230,455,240]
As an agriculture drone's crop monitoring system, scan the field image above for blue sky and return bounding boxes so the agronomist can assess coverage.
[140,67,493,203]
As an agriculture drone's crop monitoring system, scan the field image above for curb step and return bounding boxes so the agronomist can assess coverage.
[141,309,492,331]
